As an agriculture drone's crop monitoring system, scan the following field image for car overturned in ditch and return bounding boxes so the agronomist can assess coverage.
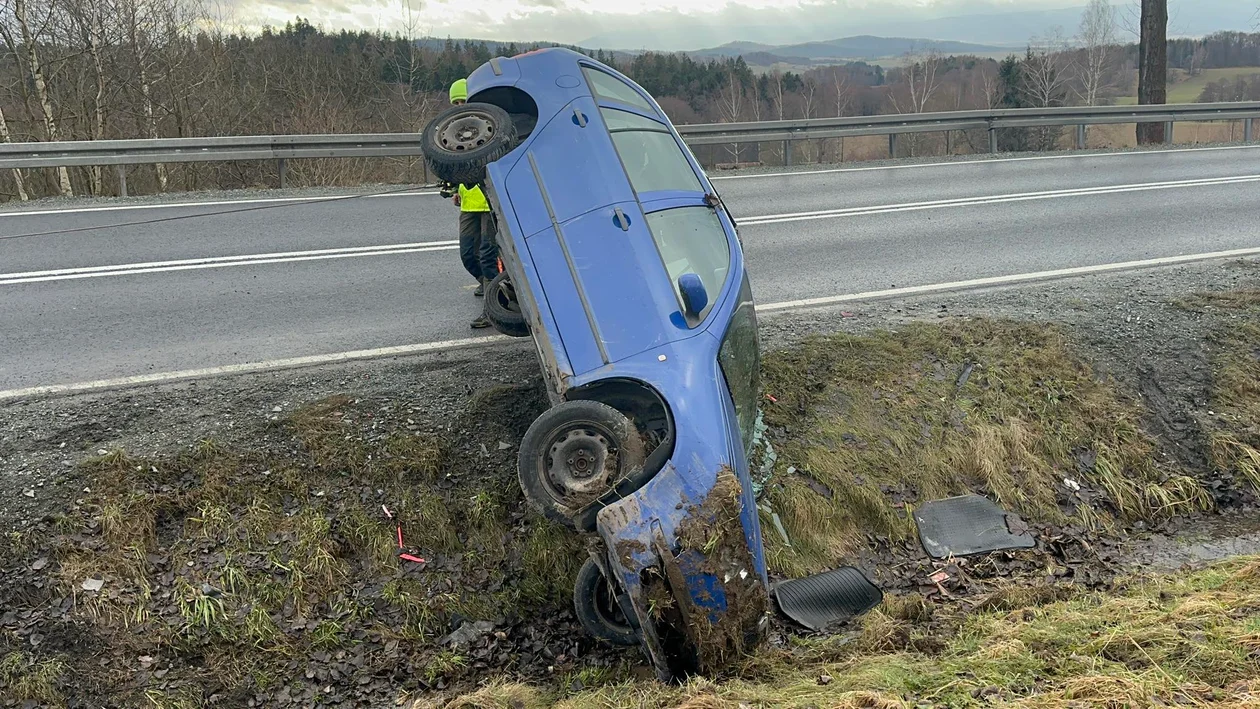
[421,47,883,680]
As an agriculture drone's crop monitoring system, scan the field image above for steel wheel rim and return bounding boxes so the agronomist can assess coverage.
[437,112,496,152]
[542,425,617,501]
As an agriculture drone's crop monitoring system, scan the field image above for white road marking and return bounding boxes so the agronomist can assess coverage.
[710,143,1260,181]
[739,173,1260,225]
[759,246,1260,311]
[0,241,458,284]
[0,336,508,400]
[7,172,1257,285]
[4,246,1259,400]
[1,144,1254,217]
[0,190,440,218]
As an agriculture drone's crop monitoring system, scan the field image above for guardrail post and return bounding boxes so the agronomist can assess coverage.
[783,139,792,167]
[278,159,287,189]
[888,133,898,159]
[988,126,998,154]
[1246,118,1254,142]
[945,130,954,155]
[1164,121,1174,145]
[115,165,127,197]
[1076,124,1087,150]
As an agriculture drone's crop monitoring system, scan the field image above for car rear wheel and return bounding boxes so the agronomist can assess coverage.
[518,400,646,532]
[422,102,516,186]
[484,271,530,338]
[574,558,639,647]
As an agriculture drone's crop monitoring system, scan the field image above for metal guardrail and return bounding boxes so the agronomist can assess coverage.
[676,101,1260,163]
[1,102,1257,194]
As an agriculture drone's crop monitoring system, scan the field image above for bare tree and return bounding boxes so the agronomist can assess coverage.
[716,70,746,164]
[1076,0,1117,106]
[0,104,28,200]
[1137,0,1168,144]
[889,48,943,114]
[829,67,853,161]
[67,0,115,195]
[1022,31,1074,150]
[1,0,74,195]
[1187,44,1207,77]
[888,48,943,157]
[799,76,818,161]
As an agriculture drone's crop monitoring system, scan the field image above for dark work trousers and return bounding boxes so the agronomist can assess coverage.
[458,211,499,281]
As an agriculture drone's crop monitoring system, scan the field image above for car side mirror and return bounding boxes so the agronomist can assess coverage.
[678,273,708,320]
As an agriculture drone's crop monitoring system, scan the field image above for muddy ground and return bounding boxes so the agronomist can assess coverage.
[4,257,1260,707]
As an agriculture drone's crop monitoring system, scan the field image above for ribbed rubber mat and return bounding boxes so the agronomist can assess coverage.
[914,494,1037,560]
[773,567,883,632]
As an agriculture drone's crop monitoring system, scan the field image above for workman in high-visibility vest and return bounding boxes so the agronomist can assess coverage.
[448,78,500,329]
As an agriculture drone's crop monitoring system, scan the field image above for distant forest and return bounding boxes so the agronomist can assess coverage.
[1,0,1258,200]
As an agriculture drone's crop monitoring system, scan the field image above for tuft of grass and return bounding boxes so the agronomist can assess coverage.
[38,391,579,705]
[1,652,67,706]
[758,319,1212,575]
[433,556,1260,708]
[1181,291,1260,497]
[423,650,468,686]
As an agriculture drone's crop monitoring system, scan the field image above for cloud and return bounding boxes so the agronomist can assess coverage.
[221,0,1253,49]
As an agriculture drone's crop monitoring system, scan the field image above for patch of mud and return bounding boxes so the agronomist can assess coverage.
[674,469,769,676]
[1114,513,1260,571]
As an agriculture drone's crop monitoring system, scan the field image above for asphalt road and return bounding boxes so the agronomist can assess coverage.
[2,145,1259,393]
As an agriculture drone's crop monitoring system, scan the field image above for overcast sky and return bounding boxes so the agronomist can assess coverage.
[225,0,1253,50]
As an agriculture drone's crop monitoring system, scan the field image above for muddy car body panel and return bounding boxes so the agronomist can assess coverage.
[466,47,770,678]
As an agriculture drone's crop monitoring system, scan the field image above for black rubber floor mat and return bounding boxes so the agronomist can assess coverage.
[914,494,1037,560]
[773,567,883,632]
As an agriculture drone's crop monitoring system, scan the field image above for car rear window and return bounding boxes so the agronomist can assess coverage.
[719,274,760,458]
[582,66,656,112]
[645,206,731,323]
[602,108,702,195]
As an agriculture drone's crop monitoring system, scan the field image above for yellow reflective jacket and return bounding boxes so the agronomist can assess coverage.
[458,184,489,212]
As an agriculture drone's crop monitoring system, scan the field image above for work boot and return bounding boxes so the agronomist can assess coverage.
[473,278,486,298]
[471,315,491,329]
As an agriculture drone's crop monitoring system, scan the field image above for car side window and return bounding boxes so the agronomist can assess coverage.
[602,108,702,195]
[582,67,656,113]
[645,207,731,324]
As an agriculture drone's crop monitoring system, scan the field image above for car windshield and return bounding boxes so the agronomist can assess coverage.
[602,108,702,195]
[719,274,760,458]
[644,206,731,323]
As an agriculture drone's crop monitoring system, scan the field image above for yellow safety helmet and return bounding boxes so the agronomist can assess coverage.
[449,79,468,104]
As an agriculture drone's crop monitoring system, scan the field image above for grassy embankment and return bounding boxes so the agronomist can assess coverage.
[6,290,1260,706]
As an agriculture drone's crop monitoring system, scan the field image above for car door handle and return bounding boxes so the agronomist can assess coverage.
[613,207,631,231]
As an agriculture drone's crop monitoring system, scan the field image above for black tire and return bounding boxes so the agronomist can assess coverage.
[421,102,516,186]
[484,270,529,338]
[574,558,639,647]
[518,400,647,532]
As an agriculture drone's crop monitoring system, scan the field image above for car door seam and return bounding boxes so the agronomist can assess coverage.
[528,151,611,365]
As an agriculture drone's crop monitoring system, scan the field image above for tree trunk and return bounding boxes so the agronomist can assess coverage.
[86,0,108,195]
[1137,0,1168,145]
[142,67,169,191]
[14,0,73,196]
[0,105,29,201]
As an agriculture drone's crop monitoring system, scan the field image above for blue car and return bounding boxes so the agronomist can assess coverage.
[421,48,881,680]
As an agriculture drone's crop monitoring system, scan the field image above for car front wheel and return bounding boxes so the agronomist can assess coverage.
[518,400,646,532]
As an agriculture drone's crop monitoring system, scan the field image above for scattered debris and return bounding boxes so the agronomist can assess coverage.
[81,578,104,592]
